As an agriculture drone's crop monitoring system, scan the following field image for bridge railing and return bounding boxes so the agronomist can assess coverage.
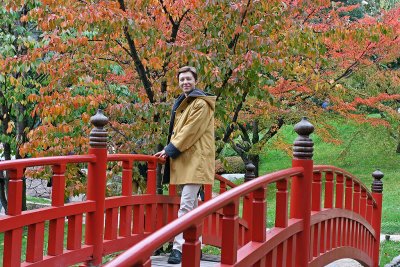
[0,153,167,266]
[0,112,384,267]
[309,165,383,266]
[0,110,170,267]
[107,117,384,267]
[0,110,244,267]
[0,155,97,266]
[106,167,305,267]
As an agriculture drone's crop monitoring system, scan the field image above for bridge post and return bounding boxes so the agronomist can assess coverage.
[85,109,109,266]
[290,117,314,267]
[243,162,256,242]
[371,170,384,267]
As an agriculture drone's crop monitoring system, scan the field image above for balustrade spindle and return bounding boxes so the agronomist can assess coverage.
[252,187,266,242]
[324,171,334,209]
[360,189,368,219]
[277,240,287,267]
[182,224,202,267]
[3,168,24,267]
[67,214,83,250]
[326,219,333,251]
[105,207,118,240]
[169,184,177,196]
[366,197,373,225]
[133,205,145,234]
[219,180,227,193]
[120,160,133,237]
[275,179,288,228]
[353,182,361,213]
[146,160,157,195]
[48,164,67,255]
[345,176,353,210]
[335,173,344,208]
[312,172,322,211]
[286,235,296,267]
[266,247,278,266]
[332,218,338,248]
[320,220,327,254]
[204,184,212,201]
[243,162,256,243]
[221,200,239,264]
[26,222,45,263]
[145,204,157,233]
[346,219,351,246]
[254,256,267,267]
[340,218,345,246]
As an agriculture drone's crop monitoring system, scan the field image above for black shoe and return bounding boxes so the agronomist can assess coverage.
[167,249,182,264]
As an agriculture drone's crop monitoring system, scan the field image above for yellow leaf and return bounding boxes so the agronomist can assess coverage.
[7,121,15,134]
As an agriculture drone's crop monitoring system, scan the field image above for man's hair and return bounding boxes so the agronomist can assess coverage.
[177,66,197,81]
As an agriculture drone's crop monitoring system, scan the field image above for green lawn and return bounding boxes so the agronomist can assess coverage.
[259,116,400,234]
[257,115,400,265]
[380,240,400,266]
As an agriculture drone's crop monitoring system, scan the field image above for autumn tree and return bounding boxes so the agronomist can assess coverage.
[3,0,399,194]
[0,2,47,211]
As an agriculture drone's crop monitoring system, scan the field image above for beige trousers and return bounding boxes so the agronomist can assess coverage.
[173,184,202,252]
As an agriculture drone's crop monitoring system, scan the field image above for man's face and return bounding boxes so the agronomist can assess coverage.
[179,71,196,95]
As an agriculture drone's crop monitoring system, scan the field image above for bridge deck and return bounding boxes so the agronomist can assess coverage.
[150,255,363,267]
[150,254,220,266]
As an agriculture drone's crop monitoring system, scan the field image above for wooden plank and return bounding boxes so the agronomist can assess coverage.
[150,255,220,267]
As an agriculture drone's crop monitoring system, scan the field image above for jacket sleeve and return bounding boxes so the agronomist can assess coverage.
[165,99,212,159]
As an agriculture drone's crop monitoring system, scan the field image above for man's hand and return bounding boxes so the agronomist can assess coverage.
[154,149,167,159]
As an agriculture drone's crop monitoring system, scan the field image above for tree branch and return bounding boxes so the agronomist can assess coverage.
[216,91,248,155]
[259,117,284,144]
[228,0,251,51]
[252,119,259,144]
[238,122,250,143]
[159,0,177,27]
[117,0,154,103]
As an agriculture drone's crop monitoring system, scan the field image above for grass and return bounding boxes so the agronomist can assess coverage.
[256,114,400,263]
[27,196,51,204]
[380,240,400,266]
[259,115,400,234]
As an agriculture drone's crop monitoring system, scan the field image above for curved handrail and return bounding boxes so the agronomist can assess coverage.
[107,154,166,164]
[0,154,165,171]
[106,167,304,266]
[214,173,237,189]
[314,165,376,206]
[0,154,96,171]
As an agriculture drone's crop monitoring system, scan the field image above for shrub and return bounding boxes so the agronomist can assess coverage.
[215,156,246,174]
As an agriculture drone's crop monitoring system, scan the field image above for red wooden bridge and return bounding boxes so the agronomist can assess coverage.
[0,111,384,267]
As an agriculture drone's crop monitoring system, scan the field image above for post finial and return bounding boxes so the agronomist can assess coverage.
[244,162,256,182]
[89,109,109,148]
[371,169,384,193]
[293,117,314,159]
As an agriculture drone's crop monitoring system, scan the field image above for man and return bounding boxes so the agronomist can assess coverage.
[155,66,216,264]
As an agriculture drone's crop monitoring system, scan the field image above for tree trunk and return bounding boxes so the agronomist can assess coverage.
[0,171,8,213]
[0,91,11,212]
[16,103,27,211]
[156,143,164,194]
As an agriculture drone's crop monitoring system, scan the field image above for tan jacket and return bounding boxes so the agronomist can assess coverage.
[164,90,216,185]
